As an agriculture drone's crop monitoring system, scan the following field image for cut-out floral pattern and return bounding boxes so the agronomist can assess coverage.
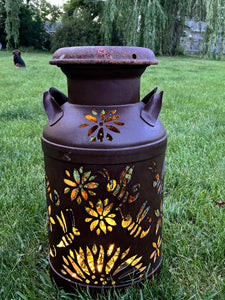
[56,209,80,248]
[150,236,162,263]
[155,200,163,235]
[121,201,152,239]
[64,167,99,204]
[47,205,55,232]
[61,244,146,286]
[99,166,140,206]
[85,198,116,235]
[148,161,164,194]
[79,108,124,143]
[46,175,60,205]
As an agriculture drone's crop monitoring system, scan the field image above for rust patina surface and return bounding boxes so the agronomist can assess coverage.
[42,46,167,291]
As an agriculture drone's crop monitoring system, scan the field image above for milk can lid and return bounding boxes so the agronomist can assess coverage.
[49,46,158,66]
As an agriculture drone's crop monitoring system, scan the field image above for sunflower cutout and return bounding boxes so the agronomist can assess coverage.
[85,198,117,235]
[64,167,99,205]
[150,236,162,263]
[79,108,124,143]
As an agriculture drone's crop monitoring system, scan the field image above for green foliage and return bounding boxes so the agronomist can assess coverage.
[51,7,101,51]
[4,0,21,48]
[19,4,50,50]
[63,0,104,21]
[100,0,165,51]
[100,0,225,57]
[1,0,60,50]
[0,51,225,299]
[204,0,225,58]
[0,0,7,48]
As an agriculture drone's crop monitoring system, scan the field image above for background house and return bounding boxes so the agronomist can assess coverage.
[181,20,225,54]
[45,21,62,35]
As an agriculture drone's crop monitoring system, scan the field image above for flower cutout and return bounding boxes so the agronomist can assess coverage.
[45,175,60,205]
[79,108,124,143]
[150,236,162,263]
[47,205,55,232]
[85,198,116,235]
[155,200,163,235]
[61,244,146,286]
[64,167,99,205]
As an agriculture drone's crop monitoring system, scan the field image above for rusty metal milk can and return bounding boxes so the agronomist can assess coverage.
[42,46,167,291]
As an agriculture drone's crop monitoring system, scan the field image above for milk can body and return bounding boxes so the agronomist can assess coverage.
[42,46,167,290]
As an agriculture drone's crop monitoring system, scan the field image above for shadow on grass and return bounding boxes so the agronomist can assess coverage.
[0,105,43,121]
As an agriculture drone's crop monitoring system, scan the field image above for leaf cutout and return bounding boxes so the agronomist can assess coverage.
[64,179,76,187]
[105,247,120,274]
[79,123,89,128]
[106,133,113,141]
[102,203,113,216]
[106,125,120,133]
[81,189,88,200]
[71,188,79,201]
[100,109,107,120]
[104,115,120,123]
[85,207,98,218]
[90,136,96,143]
[114,121,124,126]
[90,220,99,231]
[110,109,117,115]
[85,114,98,123]
[121,248,130,259]
[85,182,99,189]
[88,125,98,136]
[82,171,91,183]
[73,169,80,184]
[97,245,104,273]
[97,127,104,142]
[105,218,117,226]
[107,244,115,256]
[64,187,70,194]
[65,170,70,177]
[100,220,107,234]
[86,246,95,273]
[92,244,97,254]
[62,264,83,281]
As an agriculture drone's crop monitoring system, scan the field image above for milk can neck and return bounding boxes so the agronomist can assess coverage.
[60,65,146,106]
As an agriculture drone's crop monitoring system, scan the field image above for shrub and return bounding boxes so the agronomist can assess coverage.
[51,10,101,52]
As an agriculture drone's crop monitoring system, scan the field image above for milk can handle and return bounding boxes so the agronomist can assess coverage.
[43,87,68,126]
[140,87,164,127]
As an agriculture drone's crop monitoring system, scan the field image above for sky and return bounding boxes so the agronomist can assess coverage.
[47,0,66,7]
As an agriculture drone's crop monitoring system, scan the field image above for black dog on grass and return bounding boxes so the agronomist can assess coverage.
[13,49,26,67]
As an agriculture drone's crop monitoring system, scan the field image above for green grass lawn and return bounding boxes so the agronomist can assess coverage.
[0,50,224,300]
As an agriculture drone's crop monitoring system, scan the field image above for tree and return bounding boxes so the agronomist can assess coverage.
[19,3,48,49]
[18,1,60,49]
[1,0,60,49]
[63,0,103,20]
[204,0,225,57]
[100,0,225,57]
[4,0,22,48]
[51,9,101,51]
[51,0,103,51]
[100,0,165,52]
[0,0,7,48]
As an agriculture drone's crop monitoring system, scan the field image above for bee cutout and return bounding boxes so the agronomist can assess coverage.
[49,245,57,257]
[99,166,140,206]
[56,209,80,248]
[121,201,152,239]
[47,204,55,232]
[45,175,60,206]
[148,161,164,194]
